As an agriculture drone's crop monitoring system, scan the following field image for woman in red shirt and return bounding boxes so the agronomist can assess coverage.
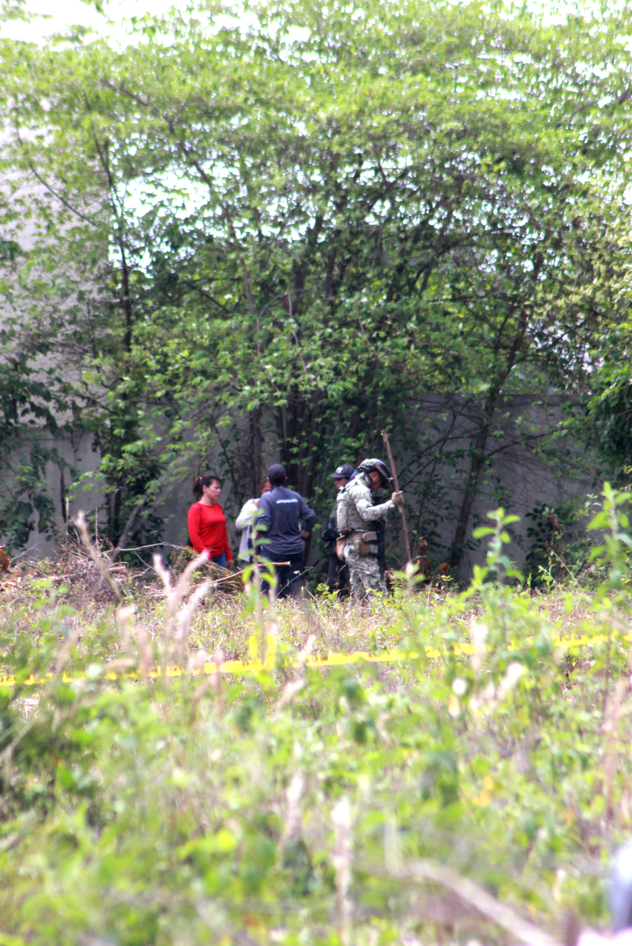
[188,474,233,568]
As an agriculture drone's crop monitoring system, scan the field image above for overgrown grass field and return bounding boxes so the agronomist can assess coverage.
[1,492,632,946]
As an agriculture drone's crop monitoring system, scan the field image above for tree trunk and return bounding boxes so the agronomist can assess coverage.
[248,407,263,498]
[276,394,322,498]
[449,414,493,568]
[106,487,122,545]
[449,302,532,569]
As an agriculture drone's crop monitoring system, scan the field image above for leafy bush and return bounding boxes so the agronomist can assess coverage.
[524,500,596,589]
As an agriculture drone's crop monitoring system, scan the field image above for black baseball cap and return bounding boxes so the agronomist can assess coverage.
[328,464,355,479]
[268,463,287,480]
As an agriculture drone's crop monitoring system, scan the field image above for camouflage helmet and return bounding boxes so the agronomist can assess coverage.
[357,458,392,486]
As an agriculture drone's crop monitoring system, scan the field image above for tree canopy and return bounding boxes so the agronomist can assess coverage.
[1,0,632,566]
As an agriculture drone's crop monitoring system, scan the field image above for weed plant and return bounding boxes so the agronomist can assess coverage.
[1,486,632,945]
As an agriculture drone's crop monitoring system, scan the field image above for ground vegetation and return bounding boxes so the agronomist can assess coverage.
[0,488,631,943]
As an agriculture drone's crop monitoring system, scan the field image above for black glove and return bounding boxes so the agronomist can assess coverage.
[321,527,337,544]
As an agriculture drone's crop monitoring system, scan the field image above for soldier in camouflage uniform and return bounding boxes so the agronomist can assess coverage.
[336,458,404,598]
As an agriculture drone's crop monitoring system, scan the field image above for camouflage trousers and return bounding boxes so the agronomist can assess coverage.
[343,546,388,598]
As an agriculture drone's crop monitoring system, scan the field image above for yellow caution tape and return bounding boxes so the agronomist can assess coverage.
[0,630,624,689]
[0,650,422,688]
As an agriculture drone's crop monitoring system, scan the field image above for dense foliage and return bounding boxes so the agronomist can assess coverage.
[0,489,632,943]
[1,0,632,565]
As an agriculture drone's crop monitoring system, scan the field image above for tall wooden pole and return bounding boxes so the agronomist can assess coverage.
[381,430,412,564]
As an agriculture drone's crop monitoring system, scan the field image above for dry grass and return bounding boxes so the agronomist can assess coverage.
[0,544,603,674]
[0,543,628,944]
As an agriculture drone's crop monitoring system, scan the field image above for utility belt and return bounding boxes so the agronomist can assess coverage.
[336,530,378,561]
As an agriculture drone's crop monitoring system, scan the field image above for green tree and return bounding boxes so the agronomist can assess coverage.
[1,0,631,566]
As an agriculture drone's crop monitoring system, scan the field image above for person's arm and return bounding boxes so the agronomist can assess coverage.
[256,495,271,531]
[255,493,272,552]
[236,499,256,531]
[299,496,317,537]
[187,504,207,555]
[354,493,395,522]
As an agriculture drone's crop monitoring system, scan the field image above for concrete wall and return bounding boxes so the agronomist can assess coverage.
[393,393,591,574]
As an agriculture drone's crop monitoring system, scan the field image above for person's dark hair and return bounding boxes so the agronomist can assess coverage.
[260,475,270,490]
[268,463,287,488]
[193,473,221,497]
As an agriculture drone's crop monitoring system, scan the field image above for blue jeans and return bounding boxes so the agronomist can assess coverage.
[211,552,227,568]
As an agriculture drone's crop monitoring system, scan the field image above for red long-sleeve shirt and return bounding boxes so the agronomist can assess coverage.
[187,502,233,562]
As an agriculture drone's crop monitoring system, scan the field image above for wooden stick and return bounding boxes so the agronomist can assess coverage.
[385,859,560,946]
[381,430,412,564]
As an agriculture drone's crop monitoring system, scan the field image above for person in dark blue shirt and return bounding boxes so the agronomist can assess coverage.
[257,463,317,598]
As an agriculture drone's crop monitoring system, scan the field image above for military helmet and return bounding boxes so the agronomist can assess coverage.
[357,458,392,486]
